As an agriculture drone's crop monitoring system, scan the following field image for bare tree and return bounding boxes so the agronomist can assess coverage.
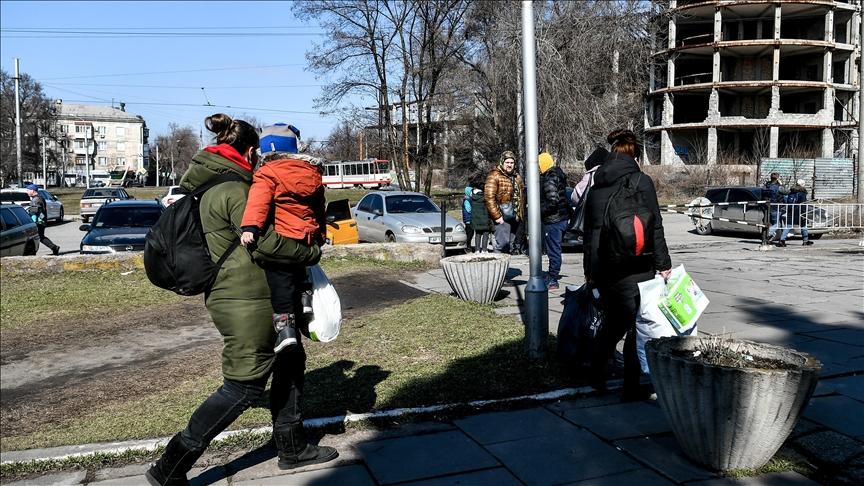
[0,69,56,185]
[151,124,199,182]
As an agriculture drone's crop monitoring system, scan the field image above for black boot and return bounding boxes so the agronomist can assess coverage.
[145,434,203,486]
[274,424,338,470]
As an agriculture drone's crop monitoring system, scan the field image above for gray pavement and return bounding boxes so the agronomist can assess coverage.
[5,214,864,485]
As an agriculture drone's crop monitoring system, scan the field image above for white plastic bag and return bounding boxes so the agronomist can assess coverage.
[307,264,341,342]
[636,265,706,373]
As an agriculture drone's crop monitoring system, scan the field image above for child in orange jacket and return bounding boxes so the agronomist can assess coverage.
[240,123,326,353]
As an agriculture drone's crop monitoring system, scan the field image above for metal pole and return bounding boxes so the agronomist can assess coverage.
[42,136,46,187]
[156,144,160,187]
[521,0,547,360]
[171,146,175,186]
[14,58,23,186]
[85,125,91,188]
[859,15,864,202]
[440,198,447,257]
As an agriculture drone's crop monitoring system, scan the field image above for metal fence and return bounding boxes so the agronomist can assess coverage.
[769,203,864,231]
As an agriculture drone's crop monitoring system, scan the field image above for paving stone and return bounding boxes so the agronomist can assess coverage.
[562,468,675,485]
[793,430,864,466]
[91,463,148,482]
[231,464,376,486]
[3,472,87,486]
[545,394,623,414]
[356,430,499,484]
[788,418,825,439]
[803,395,864,439]
[493,306,521,316]
[485,427,641,485]
[226,438,360,483]
[688,471,819,485]
[561,401,670,440]
[615,435,716,483]
[455,407,579,445]
[400,467,522,485]
[816,375,864,402]
[800,328,864,347]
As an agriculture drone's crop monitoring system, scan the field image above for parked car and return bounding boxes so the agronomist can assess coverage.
[0,204,40,256]
[0,188,64,222]
[325,199,359,245]
[79,200,162,254]
[79,187,133,223]
[688,186,824,239]
[352,191,467,249]
[160,186,186,207]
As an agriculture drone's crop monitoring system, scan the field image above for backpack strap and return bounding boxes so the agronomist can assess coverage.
[188,171,246,197]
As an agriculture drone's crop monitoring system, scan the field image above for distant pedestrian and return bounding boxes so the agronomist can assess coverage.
[469,182,493,252]
[145,114,337,486]
[764,172,789,241]
[538,152,571,290]
[583,129,671,402]
[484,150,524,253]
[573,147,608,206]
[777,179,813,247]
[24,184,59,255]
[462,184,475,251]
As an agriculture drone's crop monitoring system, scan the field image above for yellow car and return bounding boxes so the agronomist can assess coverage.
[325,199,359,245]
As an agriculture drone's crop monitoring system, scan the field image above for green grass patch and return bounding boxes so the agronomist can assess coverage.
[723,456,813,479]
[1,294,568,451]
[0,269,187,333]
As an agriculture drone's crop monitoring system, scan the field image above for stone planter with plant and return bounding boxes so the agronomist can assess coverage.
[646,336,821,471]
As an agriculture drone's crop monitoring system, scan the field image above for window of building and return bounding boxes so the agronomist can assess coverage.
[116,126,126,137]
[75,140,85,149]
[98,141,108,150]
[75,125,86,133]
[116,142,126,151]
[60,124,69,134]
[76,156,86,165]
[117,157,126,165]
[98,157,108,166]
[97,126,106,136]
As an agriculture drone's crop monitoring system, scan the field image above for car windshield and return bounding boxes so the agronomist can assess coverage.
[0,192,30,202]
[93,206,161,228]
[83,189,121,198]
[385,195,439,214]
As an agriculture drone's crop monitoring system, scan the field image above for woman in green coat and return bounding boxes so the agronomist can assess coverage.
[146,114,337,486]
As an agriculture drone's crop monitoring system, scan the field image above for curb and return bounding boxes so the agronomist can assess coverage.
[0,384,608,466]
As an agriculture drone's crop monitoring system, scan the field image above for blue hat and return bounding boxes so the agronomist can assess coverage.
[25,183,39,191]
[259,123,300,154]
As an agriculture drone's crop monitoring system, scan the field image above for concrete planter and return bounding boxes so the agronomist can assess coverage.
[440,253,510,304]
[646,336,821,471]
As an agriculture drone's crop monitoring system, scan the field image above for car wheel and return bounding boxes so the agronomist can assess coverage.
[809,233,823,240]
[23,240,37,256]
[688,197,713,235]
[695,221,712,235]
[58,207,65,222]
[82,215,89,223]
[386,232,396,243]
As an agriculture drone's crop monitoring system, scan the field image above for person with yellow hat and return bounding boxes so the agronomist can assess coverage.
[538,151,572,290]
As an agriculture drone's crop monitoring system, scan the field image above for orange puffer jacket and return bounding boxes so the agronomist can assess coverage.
[241,157,326,245]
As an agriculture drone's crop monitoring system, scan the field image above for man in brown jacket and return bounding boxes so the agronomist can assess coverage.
[484,150,525,253]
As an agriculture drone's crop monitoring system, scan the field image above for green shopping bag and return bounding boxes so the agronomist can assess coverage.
[657,265,708,333]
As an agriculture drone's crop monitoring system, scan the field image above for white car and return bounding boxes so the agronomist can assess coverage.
[0,188,65,222]
[160,186,186,207]
[352,191,467,250]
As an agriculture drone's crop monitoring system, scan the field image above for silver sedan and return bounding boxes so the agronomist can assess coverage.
[352,191,467,250]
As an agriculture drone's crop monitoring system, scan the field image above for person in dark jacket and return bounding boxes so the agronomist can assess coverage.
[777,179,813,246]
[462,184,475,251]
[145,114,337,486]
[24,184,60,255]
[583,129,672,401]
[764,172,790,240]
[538,152,571,290]
[469,182,493,252]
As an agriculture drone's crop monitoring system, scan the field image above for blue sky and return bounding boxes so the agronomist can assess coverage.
[0,1,346,143]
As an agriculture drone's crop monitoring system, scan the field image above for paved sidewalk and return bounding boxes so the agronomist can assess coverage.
[5,217,863,485]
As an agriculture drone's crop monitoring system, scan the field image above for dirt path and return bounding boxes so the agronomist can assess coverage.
[0,269,428,439]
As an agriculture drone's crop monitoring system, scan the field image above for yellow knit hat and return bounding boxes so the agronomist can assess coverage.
[538,152,554,174]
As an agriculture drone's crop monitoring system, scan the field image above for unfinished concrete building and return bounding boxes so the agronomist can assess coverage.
[645,0,862,165]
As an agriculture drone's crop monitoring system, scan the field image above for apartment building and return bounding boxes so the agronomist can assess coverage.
[645,0,862,165]
[52,101,149,182]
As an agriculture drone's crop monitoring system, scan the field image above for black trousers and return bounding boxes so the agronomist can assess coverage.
[264,264,308,315]
[591,270,654,390]
[465,223,474,250]
[37,224,57,250]
[179,345,306,452]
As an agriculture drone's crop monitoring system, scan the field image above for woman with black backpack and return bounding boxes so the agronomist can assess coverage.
[582,129,672,402]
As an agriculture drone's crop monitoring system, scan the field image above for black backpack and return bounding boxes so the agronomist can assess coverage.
[600,172,655,265]
[144,172,245,296]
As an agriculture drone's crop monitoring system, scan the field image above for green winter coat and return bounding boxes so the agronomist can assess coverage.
[180,149,321,381]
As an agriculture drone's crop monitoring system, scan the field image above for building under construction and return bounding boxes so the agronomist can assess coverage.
[645,0,862,165]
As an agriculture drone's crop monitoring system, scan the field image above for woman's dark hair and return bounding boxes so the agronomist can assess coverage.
[204,113,259,155]
[584,147,609,170]
[607,129,639,158]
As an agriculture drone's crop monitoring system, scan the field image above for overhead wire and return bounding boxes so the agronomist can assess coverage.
[40,64,307,80]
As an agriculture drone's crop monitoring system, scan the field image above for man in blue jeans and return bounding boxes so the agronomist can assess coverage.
[538,152,572,290]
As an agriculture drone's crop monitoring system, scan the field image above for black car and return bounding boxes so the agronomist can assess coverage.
[79,200,163,254]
